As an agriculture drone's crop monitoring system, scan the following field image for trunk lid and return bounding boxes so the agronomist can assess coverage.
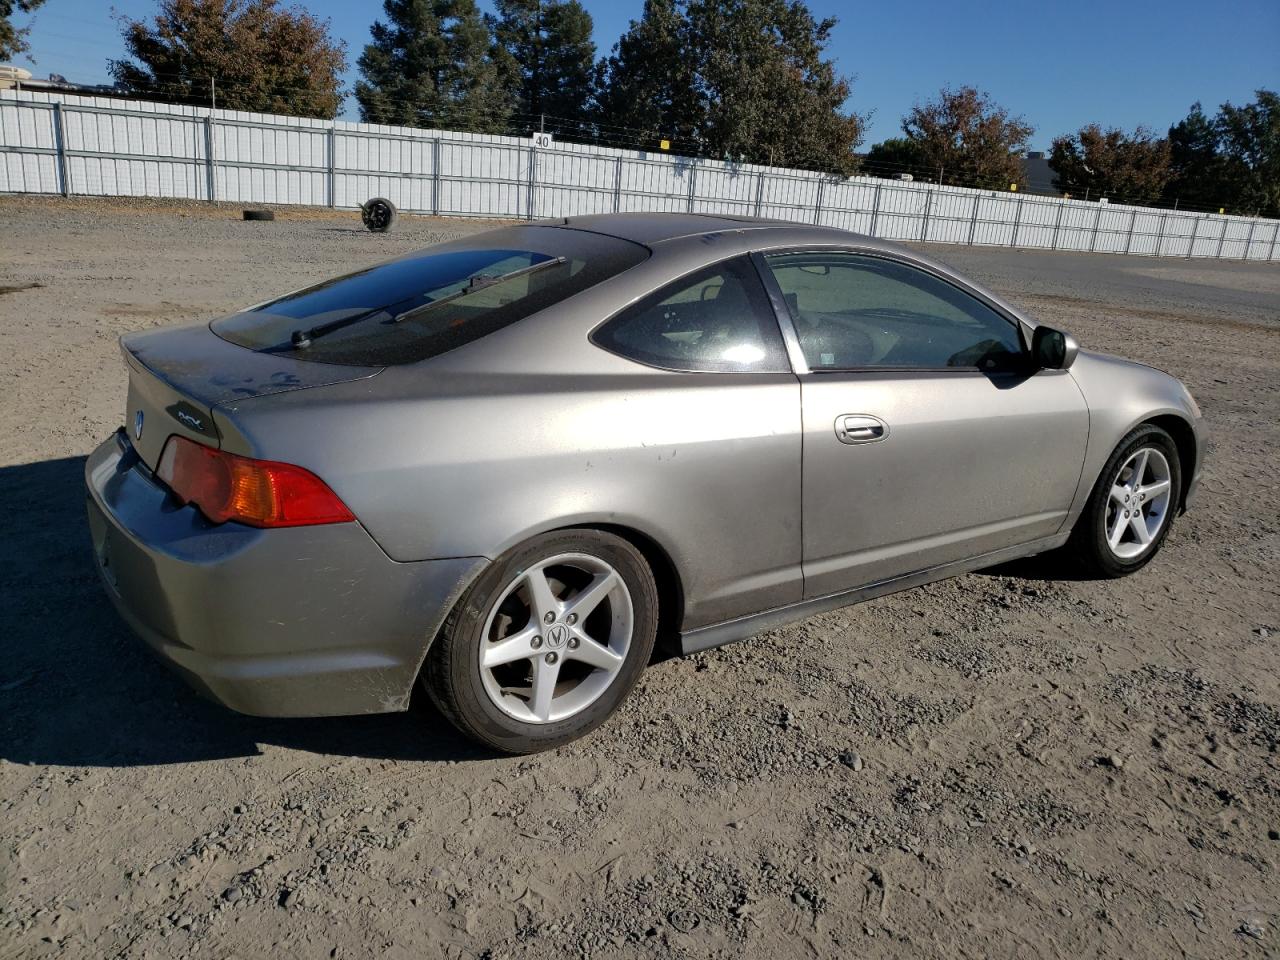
[121,322,380,470]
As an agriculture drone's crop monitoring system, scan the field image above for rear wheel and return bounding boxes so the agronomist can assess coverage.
[1070,424,1181,577]
[423,530,658,753]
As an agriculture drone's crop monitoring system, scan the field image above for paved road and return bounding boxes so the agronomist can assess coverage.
[913,242,1280,326]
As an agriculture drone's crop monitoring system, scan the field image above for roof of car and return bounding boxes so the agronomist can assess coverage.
[550,212,856,246]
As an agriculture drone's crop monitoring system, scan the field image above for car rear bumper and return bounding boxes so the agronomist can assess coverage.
[85,430,485,717]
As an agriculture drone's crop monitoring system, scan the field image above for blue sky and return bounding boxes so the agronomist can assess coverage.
[10,0,1278,149]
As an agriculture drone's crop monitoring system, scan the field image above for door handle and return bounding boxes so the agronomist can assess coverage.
[835,414,888,444]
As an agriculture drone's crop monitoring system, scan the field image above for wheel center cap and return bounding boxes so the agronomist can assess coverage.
[546,623,570,649]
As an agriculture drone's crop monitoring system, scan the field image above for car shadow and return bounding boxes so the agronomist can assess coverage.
[0,456,494,768]
[977,551,1098,582]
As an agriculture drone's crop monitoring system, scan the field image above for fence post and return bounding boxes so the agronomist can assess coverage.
[52,102,71,197]
[1270,222,1280,262]
[813,177,825,225]
[327,126,337,208]
[1089,205,1103,253]
[1215,217,1228,258]
[612,155,623,213]
[431,138,441,216]
[1123,209,1137,254]
[1154,212,1167,257]
[203,115,216,203]
[920,188,933,242]
[967,194,980,245]
[753,170,765,217]
[686,162,697,214]
[1050,199,1064,250]
[1241,219,1257,261]
[527,144,538,221]
[869,182,882,237]
[1010,195,1024,247]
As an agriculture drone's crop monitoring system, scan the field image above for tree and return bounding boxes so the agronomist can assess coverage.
[597,0,864,174]
[1048,124,1172,205]
[1214,90,1279,217]
[1168,102,1228,211]
[901,86,1033,189]
[691,0,865,174]
[1167,91,1278,216]
[593,0,698,150]
[862,137,927,179]
[1,0,45,61]
[355,0,513,134]
[491,0,596,134]
[110,0,346,118]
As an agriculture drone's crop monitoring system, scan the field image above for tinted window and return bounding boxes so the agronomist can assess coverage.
[592,256,789,372]
[764,253,1025,371]
[212,228,648,366]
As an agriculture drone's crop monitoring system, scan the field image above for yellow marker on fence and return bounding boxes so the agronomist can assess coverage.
[660,139,670,151]
[1219,207,1225,214]
[1010,183,1018,192]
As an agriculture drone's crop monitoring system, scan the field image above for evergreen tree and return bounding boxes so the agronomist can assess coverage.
[492,0,596,133]
[596,0,864,173]
[690,0,864,174]
[355,0,513,133]
[593,0,697,150]
[1168,103,1228,211]
[1215,90,1279,218]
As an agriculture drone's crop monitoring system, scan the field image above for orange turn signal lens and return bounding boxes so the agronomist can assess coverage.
[156,435,354,528]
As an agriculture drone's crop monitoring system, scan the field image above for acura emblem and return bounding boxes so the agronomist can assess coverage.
[133,409,144,440]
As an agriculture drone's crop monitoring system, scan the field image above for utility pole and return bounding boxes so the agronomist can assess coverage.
[210,77,216,112]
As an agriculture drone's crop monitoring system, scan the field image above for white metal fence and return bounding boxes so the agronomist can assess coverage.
[3,89,1278,262]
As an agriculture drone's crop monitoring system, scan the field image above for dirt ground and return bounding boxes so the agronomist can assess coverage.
[1,195,1278,960]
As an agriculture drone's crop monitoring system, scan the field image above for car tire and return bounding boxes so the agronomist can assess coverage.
[423,529,659,754]
[361,197,397,233]
[1069,423,1181,578]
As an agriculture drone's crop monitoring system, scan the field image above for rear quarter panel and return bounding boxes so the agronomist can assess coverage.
[215,371,802,631]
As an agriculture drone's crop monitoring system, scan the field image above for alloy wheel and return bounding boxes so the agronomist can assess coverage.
[1104,447,1173,560]
[478,553,633,724]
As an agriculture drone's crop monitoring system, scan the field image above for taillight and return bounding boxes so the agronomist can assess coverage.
[156,435,354,528]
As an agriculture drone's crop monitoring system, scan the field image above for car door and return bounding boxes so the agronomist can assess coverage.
[755,249,1089,599]
[588,253,805,628]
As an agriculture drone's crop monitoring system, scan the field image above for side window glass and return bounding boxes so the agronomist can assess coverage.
[764,253,1025,371]
[593,256,789,372]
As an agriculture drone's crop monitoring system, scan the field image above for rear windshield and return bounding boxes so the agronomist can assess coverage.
[211,226,648,365]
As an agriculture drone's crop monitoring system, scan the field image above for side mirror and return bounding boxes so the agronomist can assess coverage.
[1031,326,1079,370]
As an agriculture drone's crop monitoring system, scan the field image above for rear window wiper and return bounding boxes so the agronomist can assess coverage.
[289,256,565,348]
[389,256,566,325]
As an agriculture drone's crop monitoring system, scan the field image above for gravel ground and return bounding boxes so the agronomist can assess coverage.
[1,195,1278,959]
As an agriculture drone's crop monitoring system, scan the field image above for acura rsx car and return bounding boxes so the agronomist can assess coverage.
[86,214,1204,753]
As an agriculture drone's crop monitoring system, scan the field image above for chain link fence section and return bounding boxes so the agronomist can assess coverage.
[2,89,1277,261]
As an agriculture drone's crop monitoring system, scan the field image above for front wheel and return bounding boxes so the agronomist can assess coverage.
[423,530,658,753]
[1069,424,1181,577]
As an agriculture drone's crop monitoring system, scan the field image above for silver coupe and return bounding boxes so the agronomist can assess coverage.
[86,214,1204,753]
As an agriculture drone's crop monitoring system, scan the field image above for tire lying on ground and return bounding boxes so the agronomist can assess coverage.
[242,209,275,221]
[361,197,397,233]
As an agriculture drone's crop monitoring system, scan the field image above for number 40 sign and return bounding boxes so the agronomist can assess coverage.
[531,132,554,149]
